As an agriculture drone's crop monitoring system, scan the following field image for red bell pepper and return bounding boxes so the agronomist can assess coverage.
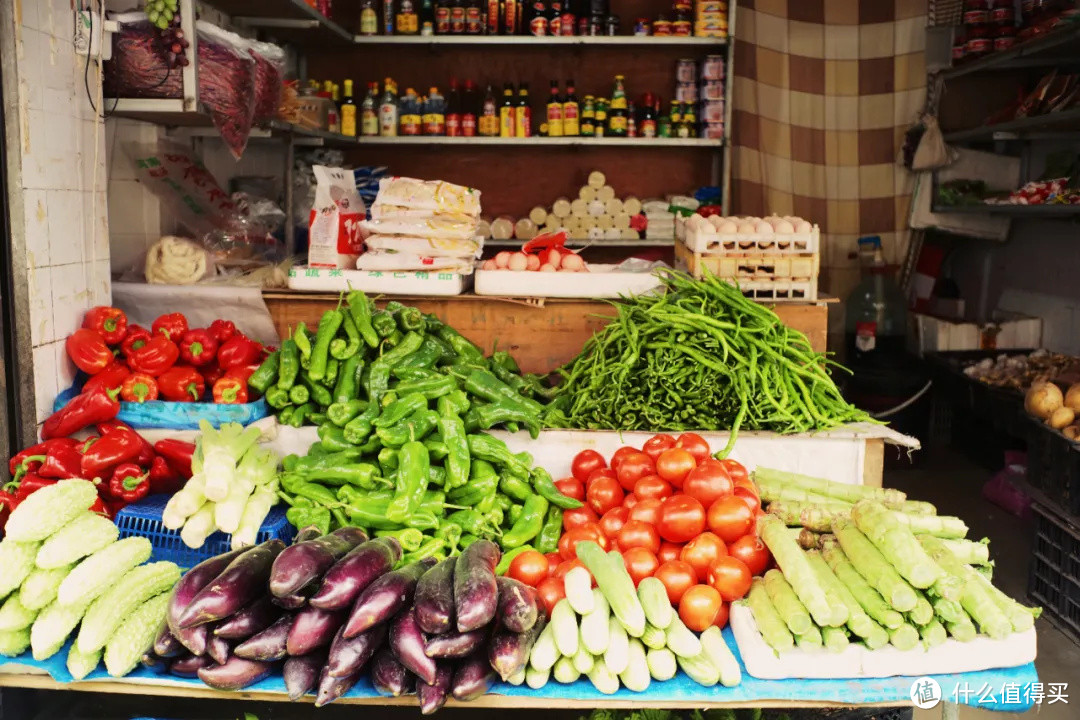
[81,429,143,478]
[39,441,86,479]
[213,376,249,404]
[224,363,260,386]
[82,361,131,396]
[0,488,17,534]
[154,439,196,479]
[120,324,152,358]
[158,365,206,402]
[83,306,128,345]
[66,328,113,375]
[209,319,237,344]
[108,463,150,504]
[127,335,179,376]
[201,361,225,387]
[217,335,262,369]
[6,473,58,502]
[179,329,218,367]
[98,421,155,466]
[152,313,189,340]
[120,373,159,403]
[8,438,78,476]
[41,386,120,440]
[148,456,184,495]
[89,495,113,519]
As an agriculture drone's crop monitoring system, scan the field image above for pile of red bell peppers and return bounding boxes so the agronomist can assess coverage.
[1,422,197,531]
[67,307,269,408]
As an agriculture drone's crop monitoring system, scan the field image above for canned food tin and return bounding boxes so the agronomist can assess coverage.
[676,58,697,84]
[675,83,698,103]
[634,17,650,34]
[701,55,725,80]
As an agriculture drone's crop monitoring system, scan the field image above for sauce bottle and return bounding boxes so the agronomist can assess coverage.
[421,0,436,34]
[546,80,563,136]
[487,0,501,34]
[359,0,379,34]
[593,97,607,137]
[400,88,422,135]
[397,0,419,33]
[680,103,697,138]
[560,0,576,35]
[384,0,396,33]
[580,94,595,136]
[627,100,637,137]
[379,79,399,136]
[529,0,548,35]
[610,74,627,110]
[515,83,532,137]
[478,83,497,136]
[504,0,519,33]
[361,82,379,136]
[639,92,657,137]
[340,79,357,136]
[549,0,562,34]
[425,86,446,134]
[451,0,466,32]
[435,0,450,32]
[562,79,579,135]
[323,81,340,134]
[498,83,515,137]
[608,103,627,137]
[463,80,480,136]
[466,0,483,33]
[446,78,462,136]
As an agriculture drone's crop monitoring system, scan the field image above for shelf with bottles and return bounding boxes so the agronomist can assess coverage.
[356,0,728,42]
[942,6,1080,79]
[203,0,354,46]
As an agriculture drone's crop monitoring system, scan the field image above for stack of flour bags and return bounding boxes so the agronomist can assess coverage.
[358,176,482,274]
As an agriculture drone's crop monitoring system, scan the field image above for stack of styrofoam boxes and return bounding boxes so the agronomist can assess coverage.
[700,55,725,140]
[674,214,821,301]
[644,196,699,243]
[694,0,728,37]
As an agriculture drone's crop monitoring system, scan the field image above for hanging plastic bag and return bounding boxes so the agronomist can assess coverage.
[911,115,955,171]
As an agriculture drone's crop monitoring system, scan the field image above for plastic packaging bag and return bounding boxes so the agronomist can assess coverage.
[364,234,481,258]
[244,39,285,123]
[359,216,478,242]
[356,250,473,273]
[375,177,482,216]
[370,204,479,224]
[309,165,366,268]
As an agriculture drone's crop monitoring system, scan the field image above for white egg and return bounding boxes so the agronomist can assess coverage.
[539,263,557,272]
[795,220,812,233]
[737,221,757,234]
[699,221,718,235]
[482,259,497,271]
[495,251,511,268]
[775,220,795,234]
[508,252,528,271]
[754,220,774,235]
[708,215,724,228]
[526,254,541,271]
[561,253,586,271]
[764,215,783,229]
[718,220,738,234]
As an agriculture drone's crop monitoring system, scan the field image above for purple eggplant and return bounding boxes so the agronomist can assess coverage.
[234,614,293,661]
[142,651,170,674]
[315,665,363,707]
[327,622,387,678]
[309,537,401,611]
[496,576,539,633]
[273,593,309,610]
[489,617,546,681]
[423,629,487,658]
[153,625,184,658]
[167,546,249,654]
[168,653,215,678]
[453,540,500,632]
[342,558,435,639]
[207,633,231,665]
[178,539,286,629]
[271,527,369,599]
[415,557,456,635]
[451,653,496,701]
[417,663,452,715]
[214,596,280,640]
[371,648,414,696]
[283,650,326,701]
[286,605,346,657]
[390,607,438,685]
[293,526,323,544]
[197,656,274,691]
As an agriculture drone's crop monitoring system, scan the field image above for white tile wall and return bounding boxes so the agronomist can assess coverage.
[13,6,111,431]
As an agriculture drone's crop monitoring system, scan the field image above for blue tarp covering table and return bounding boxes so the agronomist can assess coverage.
[0,629,1039,713]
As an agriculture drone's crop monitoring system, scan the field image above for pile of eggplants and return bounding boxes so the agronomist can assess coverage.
[147,528,543,713]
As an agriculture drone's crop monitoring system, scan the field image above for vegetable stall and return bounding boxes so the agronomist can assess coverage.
[0,283,1039,716]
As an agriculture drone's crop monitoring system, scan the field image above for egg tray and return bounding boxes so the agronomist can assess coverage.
[675,242,820,301]
[682,226,820,255]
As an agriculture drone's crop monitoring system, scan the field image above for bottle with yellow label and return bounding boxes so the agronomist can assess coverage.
[546,80,563,137]
[340,79,358,136]
[610,74,627,110]
[499,83,514,138]
[562,79,579,136]
[514,83,531,137]
[580,94,595,137]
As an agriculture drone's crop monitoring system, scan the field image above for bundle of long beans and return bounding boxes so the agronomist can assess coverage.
[544,271,872,455]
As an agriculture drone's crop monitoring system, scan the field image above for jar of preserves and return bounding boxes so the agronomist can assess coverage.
[652,15,672,35]
[993,23,1017,50]
[989,0,1014,24]
[962,0,989,25]
[965,20,992,57]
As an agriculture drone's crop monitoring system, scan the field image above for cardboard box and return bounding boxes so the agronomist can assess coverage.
[912,311,1043,355]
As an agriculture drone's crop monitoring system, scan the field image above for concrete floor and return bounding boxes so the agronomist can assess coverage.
[887,449,1080,719]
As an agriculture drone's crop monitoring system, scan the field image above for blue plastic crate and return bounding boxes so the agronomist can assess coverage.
[115,494,294,569]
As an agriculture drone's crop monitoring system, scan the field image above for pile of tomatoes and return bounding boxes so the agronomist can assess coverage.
[504,433,772,633]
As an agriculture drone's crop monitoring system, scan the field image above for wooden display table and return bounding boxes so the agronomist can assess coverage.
[263,292,831,375]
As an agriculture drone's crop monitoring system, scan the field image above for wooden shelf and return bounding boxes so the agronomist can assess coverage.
[352,136,722,147]
[204,0,354,46]
[943,106,1080,143]
[352,35,726,46]
[939,23,1080,79]
[931,203,1080,217]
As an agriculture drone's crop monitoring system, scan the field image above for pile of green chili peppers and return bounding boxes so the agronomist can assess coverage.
[248,290,577,562]
[544,270,873,457]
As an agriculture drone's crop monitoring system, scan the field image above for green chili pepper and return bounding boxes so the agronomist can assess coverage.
[491,494,513,514]
[447,474,497,507]
[490,351,521,375]
[531,467,583,509]
[331,312,362,360]
[394,305,426,332]
[249,350,280,394]
[305,442,331,459]
[294,322,313,360]
[428,465,447,487]
[437,325,485,363]
[330,508,349,531]
[333,355,363,404]
[485,507,504,533]
[280,473,341,507]
[365,360,391,404]
[393,374,457,400]
[343,416,373,444]
[424,332,457,363]
[394,338,442,372]
[423,438,449,461]
[374,392,429,428]
[381,391,398,408]
[371,310,397,338]
[293,450,362,473]
[489,355,531,395]
[282,454,299,473]
[470,459,498,481]
[436,523,463,553]
[536,506,563,554]
[495,545,536,575]
[298,463,382,489]
[289,384,310,406]
[378,331,424,367]
[507,504,524,526]
[386,441,430,523]
[464,369,544,415]
[468,434,531,476]
[309,412,328,426]
[471,402,541,438]
[329,399,366,427]
[307,310,343,382]
[377,409,440,447]
[375,528,425,552]
[287,505,331,535]
[378,447,398,475]
[265,386,290,409]
[459,534,479,550]
[289,402,316,427]
[277,338,300,390]
[317,423,354,453]
[436,416,470,490]
[501,495,548,549]
[447,509,495,537]
[393,366,439,382]
[347,291,380,348]
[402,535,446,565]
[438,390,471,416]
[324,357,340,389]
[301,375,333,408]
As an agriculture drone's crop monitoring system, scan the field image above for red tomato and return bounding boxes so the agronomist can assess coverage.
[558,525,607,560]
[622,547,659,586]
[682,461,734,509]
[553,558,585,579]
[679,584,722,632]
[713,601,730,629]
[615,452,655,492]
[657,495,706,543]
[634,474,673,500]
[507,550,549,587]
[586,474,624,515]
[554,476,585,502]
[654,560,697,604]
[675,433,712,463]
[586,467,617,489]
[728,535,770,576]
[655,448,697,488]
[657,541,684,564]
[733,486,761,514]
[610,446,640,473]
[707,556,752,602]
[642,434,676,460]
[733,476,758,495]
[719,459,749,484]
[616,520,661,554]
[571,450,607,483]
[599,507,629,539]
[544,552,562,576]
[562,505,599,531]
[680,532,728,583]
[536,577,566,617]
[623,493,640,509]
[706,496,755,544]
[628,498,662,526]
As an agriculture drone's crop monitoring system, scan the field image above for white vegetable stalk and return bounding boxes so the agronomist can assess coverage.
[231,484,278,550]
[180,504,217,549]
[197,421,261,502]
[162,475,206,530]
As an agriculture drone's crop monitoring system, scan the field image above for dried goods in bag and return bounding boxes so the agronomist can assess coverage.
[374,177,482,216]
[309,166,367,269]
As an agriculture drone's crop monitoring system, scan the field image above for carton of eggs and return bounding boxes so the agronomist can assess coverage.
[681,214,818,254]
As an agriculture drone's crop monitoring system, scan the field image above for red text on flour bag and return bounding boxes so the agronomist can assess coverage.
[309,165,367,268]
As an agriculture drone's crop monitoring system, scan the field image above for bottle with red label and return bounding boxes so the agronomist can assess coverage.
[844,236,907,368]
[450,0,466,32]
[639,92,657,137]
[435,0,450,31]
[560,0,575,34]
[466,0,483,32]
[549,0,562,34]
[530,0,549,34]
[446,78,462,135]
[463,80,480,136]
